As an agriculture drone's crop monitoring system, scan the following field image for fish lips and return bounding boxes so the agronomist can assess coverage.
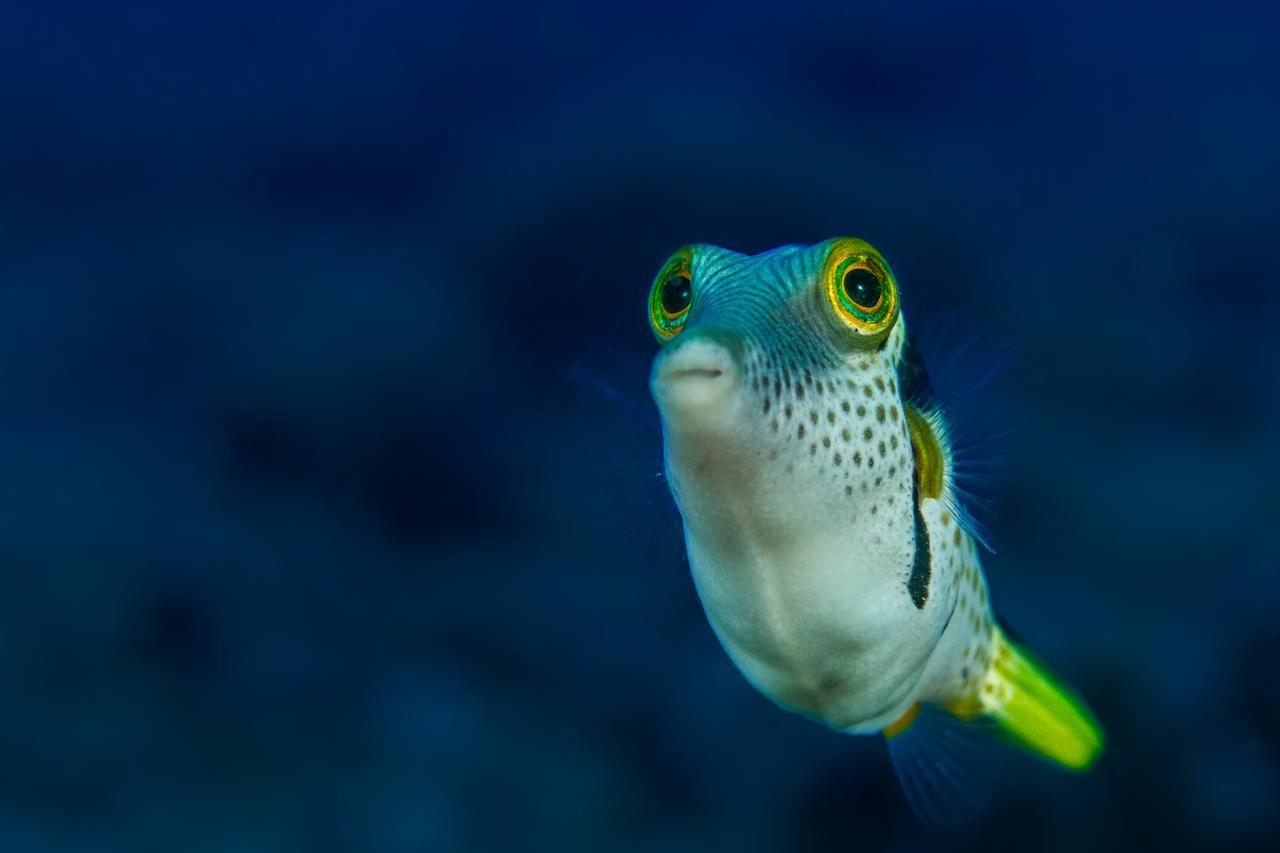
[650,333,740,430]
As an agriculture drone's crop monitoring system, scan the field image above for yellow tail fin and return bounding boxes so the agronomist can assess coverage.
[977,629,1105,771]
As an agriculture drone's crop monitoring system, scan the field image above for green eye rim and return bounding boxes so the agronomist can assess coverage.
[823,238,899,343]
[649,247,695,341]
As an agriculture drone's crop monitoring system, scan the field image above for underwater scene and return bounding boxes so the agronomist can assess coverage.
[1,1,1277,850]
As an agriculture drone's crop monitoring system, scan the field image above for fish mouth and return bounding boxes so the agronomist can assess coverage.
[651,335,738,425]
[662,366,725,381]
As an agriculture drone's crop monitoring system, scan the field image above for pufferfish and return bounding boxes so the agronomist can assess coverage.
[646,238,1103,821]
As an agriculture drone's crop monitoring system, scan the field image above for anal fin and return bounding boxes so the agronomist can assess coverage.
[884,702,998,825]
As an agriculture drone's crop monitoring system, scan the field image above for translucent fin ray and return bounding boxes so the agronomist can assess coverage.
[884,703,999,826]
[906,314,1018,553]
[567,356,660,434]
[564,348,681,548]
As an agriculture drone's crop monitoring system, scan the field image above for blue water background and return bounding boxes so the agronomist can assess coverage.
[1,1,1277,850]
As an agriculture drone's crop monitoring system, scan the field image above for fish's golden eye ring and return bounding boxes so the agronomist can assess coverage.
[823,239,899,344]
[649,246,695,342]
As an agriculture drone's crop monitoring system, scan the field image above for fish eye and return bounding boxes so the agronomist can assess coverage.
[660,274,691,316]
[842,267,882,311]
[649,247,695,342]
[823,238,899,345]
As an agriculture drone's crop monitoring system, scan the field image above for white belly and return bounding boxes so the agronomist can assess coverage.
[684,517,942,733]
[657,378,963,734]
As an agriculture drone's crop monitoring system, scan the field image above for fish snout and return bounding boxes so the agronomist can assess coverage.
[650,331,740,426]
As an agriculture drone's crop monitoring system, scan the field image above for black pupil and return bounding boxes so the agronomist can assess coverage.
[843,267,881,310]
[661,274,691,315]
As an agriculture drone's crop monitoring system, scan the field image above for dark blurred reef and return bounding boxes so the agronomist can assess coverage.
[0,1,1277,850]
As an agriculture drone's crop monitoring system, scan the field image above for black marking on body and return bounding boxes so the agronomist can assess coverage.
[898,330,933,404]
[908,478,931,609]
